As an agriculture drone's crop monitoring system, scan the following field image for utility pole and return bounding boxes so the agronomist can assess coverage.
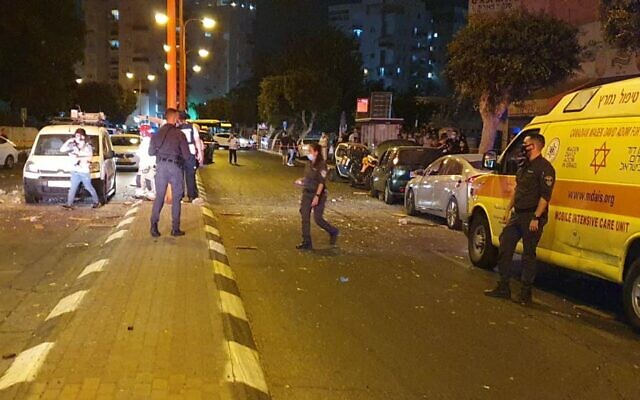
[178,0,187,110]
[166,0,178,109]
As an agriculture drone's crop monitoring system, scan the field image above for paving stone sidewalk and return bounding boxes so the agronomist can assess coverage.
[12,201,231,400]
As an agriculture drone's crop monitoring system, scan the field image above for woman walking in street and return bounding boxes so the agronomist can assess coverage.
[228,133,239,165]
[294,143,339,250]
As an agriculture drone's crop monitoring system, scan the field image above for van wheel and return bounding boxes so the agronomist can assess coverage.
[446,197,462,230]
[24,192,37,204]
[468,213,498,269]
[405,189,418,216]
[623,259,640,332]
[4,155,15,169]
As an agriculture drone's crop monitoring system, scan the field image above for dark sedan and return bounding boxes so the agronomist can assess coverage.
[370,146,442,204]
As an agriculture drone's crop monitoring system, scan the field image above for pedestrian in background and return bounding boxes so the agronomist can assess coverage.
[228,133,239,165]
[60,128,101,209]
[135,128,156,200]
[294,142,339,250]
[280,133,290,165]
[149,108,191,237]
[318,132,329,162]
[178,111,204,203]
[484,133,555,305]
[287,136,296,166]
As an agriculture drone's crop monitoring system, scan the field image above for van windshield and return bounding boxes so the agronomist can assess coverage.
[33,134,99,156]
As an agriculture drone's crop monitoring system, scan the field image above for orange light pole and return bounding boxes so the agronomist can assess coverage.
[166,0,178,109]
[178,0,187,110]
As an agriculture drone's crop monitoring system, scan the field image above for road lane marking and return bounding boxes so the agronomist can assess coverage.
[202,207,215,219]
[213,261,235,281]
[77,259,109,279]
[0,342,55,391]
[124,208,138,217]
[209,240,227,256]
[46,290,88,321]
[116,217,136,229]
[105,229,127,244]
[219,291,248,321]
[205,225,220,237]
[226,341,269,394]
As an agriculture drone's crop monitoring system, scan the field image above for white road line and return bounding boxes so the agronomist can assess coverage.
[205,225,220,237]
[201,207,215,219]
[105,229,127,244]
[77,259,109,279]
[124,208,138,217]
[209,240,227,256]
[0,342,55,391]
[226,341,269,394]
[116,216,136,229]
[213,261,235,280]
[219,291,248,321]
[46,290,89,321]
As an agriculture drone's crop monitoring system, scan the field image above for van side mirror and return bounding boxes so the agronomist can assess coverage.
[483,151,498,170]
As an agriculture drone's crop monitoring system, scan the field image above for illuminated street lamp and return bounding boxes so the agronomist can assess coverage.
[147,74,156,82]
[164,63,171,71]
[192,64,202,73]
[155,12,169,25]
[75,78,83,84]
[126,72,135,80]
[202,17,216,29]
[163,44,171,53]
[198,48,210,58]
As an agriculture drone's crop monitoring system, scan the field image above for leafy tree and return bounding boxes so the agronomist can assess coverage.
[196,98,230,121]
[0,0,84,124]
[600,0,640,51]
[74,82,137,124]
[258,75,291,127]
[445,11,581,153]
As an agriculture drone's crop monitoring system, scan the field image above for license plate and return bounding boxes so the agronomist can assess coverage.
[48,180,70,188]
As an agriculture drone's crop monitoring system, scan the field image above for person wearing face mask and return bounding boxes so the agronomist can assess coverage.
[484,133,555,305]
[294,142,339,250]
[60,128,102,209]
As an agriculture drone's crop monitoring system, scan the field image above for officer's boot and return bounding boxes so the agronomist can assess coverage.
[515,285,533,306]
[484,280,511,299]
[296,238,312,250]
[150,223,161,238]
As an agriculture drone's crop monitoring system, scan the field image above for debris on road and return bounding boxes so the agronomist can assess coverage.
[2,353,16,360]
[33,224,44,230]
[220,212,243,216]
[20,215,41,222]
[69,217,92,222]
[66,242,89,248]
[353,191,368,195]
[236,245,258,250]
[338,276,350,283]
[483,385,491,390]
[88,223,116,228]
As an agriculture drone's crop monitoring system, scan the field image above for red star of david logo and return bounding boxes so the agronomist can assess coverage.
[590,142,610,175]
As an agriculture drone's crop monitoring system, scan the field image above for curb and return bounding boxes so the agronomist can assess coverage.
[195,174,271,400]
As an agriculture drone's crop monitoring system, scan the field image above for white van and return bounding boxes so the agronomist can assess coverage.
[23,125,117,203]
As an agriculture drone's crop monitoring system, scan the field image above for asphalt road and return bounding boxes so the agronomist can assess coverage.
[201,150,640,400]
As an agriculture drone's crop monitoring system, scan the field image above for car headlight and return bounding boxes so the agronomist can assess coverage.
[89,162,100,173]
[24,161,38,173]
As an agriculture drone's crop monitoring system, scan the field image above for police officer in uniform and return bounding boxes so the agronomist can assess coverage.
[149,108,191,237]
[178,111,204,202]
[484,133,555,305]
[294,142,339,250]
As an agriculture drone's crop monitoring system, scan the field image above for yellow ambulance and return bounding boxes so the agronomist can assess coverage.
[466,77,640,330]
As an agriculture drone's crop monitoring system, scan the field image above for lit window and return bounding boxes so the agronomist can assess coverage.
[396,67,401,75]
[204,32,212,38]
[434,32,439,38]
[430,46,434,51]
[413,27,418,35]
[363,68,369,76]
[379,67,385,77]
[427,72,433,79]
[111,9,119,21]
[429,59,433,65]
[353,28,363,37]
[109,40,120,49]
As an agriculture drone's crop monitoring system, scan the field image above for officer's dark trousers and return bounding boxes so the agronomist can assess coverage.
[496,211,545,287]
[151,162,184,231]
[229,149,237,164]
[184,155,198,200]
[300,191,337,244]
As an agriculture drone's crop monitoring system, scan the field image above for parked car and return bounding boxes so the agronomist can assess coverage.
[213,133,231,149]
[237,135,255,150]
[0,136,19,169]
[200,131,215,164]
[110,134,141,170]
[405,154,490,229]
[23,124,117,204]
[297,136,321,158]
[371,139,417,160]
[332,142,369,180]
[370,146,442,204]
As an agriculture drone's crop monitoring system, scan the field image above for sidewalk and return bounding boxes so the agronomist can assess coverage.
[9,200,232,399]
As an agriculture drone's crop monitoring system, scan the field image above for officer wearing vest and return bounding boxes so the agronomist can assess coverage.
[484,132,555,305]
[149,108,191,237]
[178,111,204,202]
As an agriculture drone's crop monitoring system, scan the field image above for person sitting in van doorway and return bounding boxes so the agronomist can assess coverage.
[60,128,102,209]
[484,132,555,305]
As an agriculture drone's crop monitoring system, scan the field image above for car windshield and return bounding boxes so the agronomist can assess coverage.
[33,134,99,156]
[397,149,435,166]
[111,136,140,146]
[469,160,485,169]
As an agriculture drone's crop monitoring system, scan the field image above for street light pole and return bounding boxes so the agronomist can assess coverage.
[179,0,187,110]
[166,0,178,109]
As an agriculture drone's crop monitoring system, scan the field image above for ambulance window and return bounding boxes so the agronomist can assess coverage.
[563,86,599,113]
[500,129,540,175]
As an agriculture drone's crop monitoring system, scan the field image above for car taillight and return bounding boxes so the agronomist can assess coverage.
[90,162,100,173]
